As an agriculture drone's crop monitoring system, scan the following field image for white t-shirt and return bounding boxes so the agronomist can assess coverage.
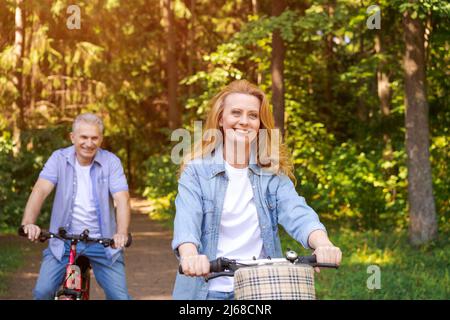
[69,159,101,238]
[208,161,264,292]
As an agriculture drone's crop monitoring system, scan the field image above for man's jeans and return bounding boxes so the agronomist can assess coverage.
[33,241,131,300]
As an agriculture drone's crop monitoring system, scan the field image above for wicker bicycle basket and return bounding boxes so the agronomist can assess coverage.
[233,263,315,300]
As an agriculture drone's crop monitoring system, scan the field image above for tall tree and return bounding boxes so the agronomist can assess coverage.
[271,0,286,138]
[163,0,180,129]
[324,0,336,106]
[375,29,393,159]
[403,3,438,245]
[187,0,196,98]
[12,0,25,156]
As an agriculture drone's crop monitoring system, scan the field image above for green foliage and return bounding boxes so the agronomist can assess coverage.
[0,241,24,296]
[430,112,450,235]
[140,152,178,223]
[294,138,408,230]
[0,0,447,249]
[179,0,449,235]
[280,228,450,299]
[0,127,67,232]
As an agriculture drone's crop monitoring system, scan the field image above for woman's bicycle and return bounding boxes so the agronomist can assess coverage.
[180,250,339,300]
[18,226,132,300]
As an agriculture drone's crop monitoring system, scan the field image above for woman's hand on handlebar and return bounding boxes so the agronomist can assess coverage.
[312,245,342,273]
[180,255,210,277]
[21,224,41,242]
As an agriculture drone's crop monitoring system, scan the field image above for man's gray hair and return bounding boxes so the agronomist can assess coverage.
[72,113,104,134]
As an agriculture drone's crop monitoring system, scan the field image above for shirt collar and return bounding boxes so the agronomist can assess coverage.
[63,145,105,167]
[206,142,274,178]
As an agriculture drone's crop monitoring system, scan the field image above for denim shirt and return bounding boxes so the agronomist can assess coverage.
[39,145,129,264]
[171,145,327,300]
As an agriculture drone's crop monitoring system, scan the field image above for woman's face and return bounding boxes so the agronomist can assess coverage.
[219,93,261,146]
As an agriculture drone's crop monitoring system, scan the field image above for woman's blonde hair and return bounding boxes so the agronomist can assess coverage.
[181,79,295,182]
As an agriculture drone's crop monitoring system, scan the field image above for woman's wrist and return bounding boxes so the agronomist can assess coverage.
[308,229,334,249]
[178,242,199,258]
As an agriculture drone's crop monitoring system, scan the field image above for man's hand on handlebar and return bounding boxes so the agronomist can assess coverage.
[21,224,41,242]
[179,255,210,277]
[112,233,129,249]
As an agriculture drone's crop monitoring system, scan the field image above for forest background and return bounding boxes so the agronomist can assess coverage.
[0,0,448,299]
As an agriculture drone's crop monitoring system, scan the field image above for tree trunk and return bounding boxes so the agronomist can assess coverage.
[187,0,196,98]
[12,0,25,156]
[251,0,258,15]
[356,31,367,123]
[126,137,133,191]
[29,15,38,112]
[324,0,336,106]
[375,32,391,118]
[163,0,180,130]
[374,31,393,159]
[271,0,286,138]
[403,4,438,245]
[252,0,262,85]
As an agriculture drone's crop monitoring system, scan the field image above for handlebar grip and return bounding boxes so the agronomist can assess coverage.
[109,233,133,248]
[18,225,26,237]
[125,233,132,248]
[297,255,317,264]
[297,255,339,269]
[316,263,339,269]
[209,258,224,273]
[178,257,224,274]
[18,225,52,242]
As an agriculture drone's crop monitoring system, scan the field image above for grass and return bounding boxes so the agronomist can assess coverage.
[0,238,25,297]
[280,228,450,299]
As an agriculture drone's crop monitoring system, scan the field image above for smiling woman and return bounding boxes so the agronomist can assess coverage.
[171,80,342,300]
[220,92,261,168]
[180,79,294,179]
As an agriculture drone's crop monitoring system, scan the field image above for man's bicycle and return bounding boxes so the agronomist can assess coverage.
[18,226,132,300]
[180,250,339,300]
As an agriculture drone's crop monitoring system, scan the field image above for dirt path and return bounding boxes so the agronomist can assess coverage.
[0,198,178,300]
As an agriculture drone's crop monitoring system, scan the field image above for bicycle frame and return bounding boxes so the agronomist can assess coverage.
[56,241,91,300]
[18,226,132,301]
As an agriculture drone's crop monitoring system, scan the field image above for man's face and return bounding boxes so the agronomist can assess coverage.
[70,122,103,163]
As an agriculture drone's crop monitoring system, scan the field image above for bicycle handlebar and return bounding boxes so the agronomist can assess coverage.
[18,226,132,248]
[178,254,339,279]
[208,256,339,272]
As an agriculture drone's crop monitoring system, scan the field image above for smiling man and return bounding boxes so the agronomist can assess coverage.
[20,113,132,300]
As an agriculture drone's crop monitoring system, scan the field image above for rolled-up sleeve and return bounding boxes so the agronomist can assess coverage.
[171,164,204,257]
[276,175,327,249]
[39,151,59,185]
[108,155,129,195]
